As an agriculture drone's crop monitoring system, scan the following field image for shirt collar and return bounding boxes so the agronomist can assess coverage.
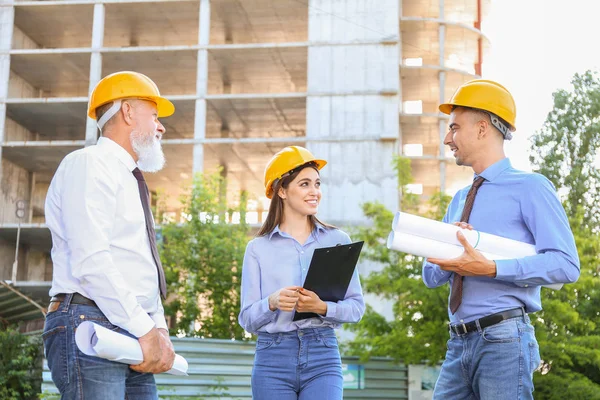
[268,222,327,240]
[97,137,137,172]
[476,157,512,182]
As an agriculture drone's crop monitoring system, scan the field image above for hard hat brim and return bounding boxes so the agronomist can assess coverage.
[153,96,175,118]
[439,102,516,132]
[88,96,175,120]
[439,103,453,115]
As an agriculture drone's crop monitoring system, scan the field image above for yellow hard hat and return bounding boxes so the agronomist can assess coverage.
[264,146,327,199]
[439,79,516,132]
[87,71,175,119]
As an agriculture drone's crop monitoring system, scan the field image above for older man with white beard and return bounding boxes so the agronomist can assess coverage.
[43,71,176,400]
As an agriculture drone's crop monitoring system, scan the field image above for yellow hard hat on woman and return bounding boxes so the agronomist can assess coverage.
[264,146,327,199]
[439,79,516,139]
[87,71,175,121]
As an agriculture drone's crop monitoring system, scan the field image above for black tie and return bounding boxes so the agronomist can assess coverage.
[449,176,485,314]
[132,167,167,299]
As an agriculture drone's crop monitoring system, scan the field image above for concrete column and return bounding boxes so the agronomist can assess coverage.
[86,3,105,145]
[438,0,446,193]
[306,0,400,225]
[193,0,210,174]
[0,6,14,185]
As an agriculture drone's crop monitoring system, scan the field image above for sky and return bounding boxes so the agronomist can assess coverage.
[483,0,600,171]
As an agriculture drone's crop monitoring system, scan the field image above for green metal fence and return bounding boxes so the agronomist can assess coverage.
[42,337,408,399]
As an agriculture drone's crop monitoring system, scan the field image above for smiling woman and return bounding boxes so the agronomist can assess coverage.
[237,145,366,400]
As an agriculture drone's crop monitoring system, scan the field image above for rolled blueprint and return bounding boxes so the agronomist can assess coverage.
[388,212,563,290]
[392,212,536,257]
[75,321,188,376]
[386,231,504,261]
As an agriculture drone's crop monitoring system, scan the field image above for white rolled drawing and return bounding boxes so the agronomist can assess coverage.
[386,230,504,261]
[75,321,189,376]
[392,212,536,258]
[388,212,563,290]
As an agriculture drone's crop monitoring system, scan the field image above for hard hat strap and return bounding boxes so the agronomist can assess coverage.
[487,112,512,140]
[97,99,122,132]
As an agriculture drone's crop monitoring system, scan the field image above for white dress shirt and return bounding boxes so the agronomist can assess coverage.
[45,137,167,337]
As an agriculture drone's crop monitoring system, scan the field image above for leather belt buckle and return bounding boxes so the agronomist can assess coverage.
[48,301,61,313]
[450,322,468,336]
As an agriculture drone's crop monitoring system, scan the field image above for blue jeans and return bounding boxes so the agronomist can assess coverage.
[252,328,343,400]
[433,313,541,400]
[42,294,157,400]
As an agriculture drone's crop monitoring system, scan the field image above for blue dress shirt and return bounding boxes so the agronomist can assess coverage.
[423,158,580,324]
[238,224,365,334]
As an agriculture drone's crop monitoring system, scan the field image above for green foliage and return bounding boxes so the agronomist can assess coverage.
[530,70,600,225]
[529,70,600,397]
[0,327,42,400]
[345,156,452,365]
[160,170,249,339]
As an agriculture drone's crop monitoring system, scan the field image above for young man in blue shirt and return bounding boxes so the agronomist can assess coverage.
[423,79,580,399]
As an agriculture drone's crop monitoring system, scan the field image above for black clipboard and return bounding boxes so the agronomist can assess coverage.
[293,241,364,321]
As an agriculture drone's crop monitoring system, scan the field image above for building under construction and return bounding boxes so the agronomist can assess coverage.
[0,0,488,326]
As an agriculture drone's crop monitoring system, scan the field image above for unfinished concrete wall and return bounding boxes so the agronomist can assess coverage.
[24,249,48,281]
[30,181,48,223]
[11,26,40,50]
[5,117,36,141]
[0,158,31,224]
[0,238,14,279]
[306,0,400,224]
[8,71,38,98]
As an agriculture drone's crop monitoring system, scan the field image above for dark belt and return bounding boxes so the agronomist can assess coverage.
[449,307,524,335]
[49,293,97,311]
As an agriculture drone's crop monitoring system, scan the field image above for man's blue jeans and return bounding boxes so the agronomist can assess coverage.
[251,327,343,400]
[433,313,541,400]
[42,294,158,399]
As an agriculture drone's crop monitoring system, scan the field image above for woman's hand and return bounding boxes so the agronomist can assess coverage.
[268,286,302,312]
[296,288,327,315]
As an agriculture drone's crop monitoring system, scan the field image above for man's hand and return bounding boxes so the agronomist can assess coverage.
[268,286,302,312]
[296,288,327,315]
[130,327,175,374]
[158,328,175,357]
[427,230,497,278]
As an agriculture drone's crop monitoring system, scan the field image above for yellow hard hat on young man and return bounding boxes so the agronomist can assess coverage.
[264,146,327,199]
[87,71,174,130]
[439,79,516,139]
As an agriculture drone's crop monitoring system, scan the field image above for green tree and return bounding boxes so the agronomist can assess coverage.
[529,71,600,399]
[0,327,42,400]
[530,70,600,225]
[160,170,250,339]
[345,156,452,365]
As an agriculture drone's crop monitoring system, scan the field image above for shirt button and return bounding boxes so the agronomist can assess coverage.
[524,284,529,288]
[300,251,304,254]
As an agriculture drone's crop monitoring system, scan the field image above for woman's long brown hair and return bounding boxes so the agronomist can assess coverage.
[257,164,335,237]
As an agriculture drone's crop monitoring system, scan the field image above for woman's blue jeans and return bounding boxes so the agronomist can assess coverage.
[251,327,343,400]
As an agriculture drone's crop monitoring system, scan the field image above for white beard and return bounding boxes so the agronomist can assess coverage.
[130,130,165,172]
